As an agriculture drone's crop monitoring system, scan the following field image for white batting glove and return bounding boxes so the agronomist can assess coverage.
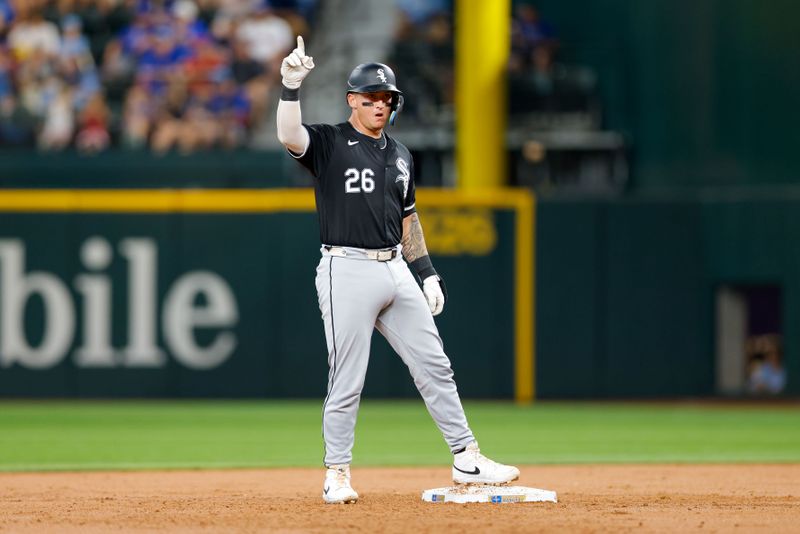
[423,275,445,316]
[280,35,315,89]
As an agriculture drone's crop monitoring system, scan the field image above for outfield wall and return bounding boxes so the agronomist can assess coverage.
[0,189,531,399]
[537,193,799,397]
[1,186,797,399]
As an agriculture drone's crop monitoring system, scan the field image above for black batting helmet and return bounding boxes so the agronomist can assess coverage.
[346,62,404,125]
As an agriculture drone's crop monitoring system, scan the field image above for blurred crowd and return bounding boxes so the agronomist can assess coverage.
[0,0,597,153]
[0,0,315,153]
[389,0,453,121]
[508,4,597,116]
[390,1,597,123]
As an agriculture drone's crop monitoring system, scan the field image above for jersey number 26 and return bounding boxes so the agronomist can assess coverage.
[344,168,375,193]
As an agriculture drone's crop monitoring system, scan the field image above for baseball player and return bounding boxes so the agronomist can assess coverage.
[276,36,519,504]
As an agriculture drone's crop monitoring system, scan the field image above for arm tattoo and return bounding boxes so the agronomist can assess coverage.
[401,213,429,263]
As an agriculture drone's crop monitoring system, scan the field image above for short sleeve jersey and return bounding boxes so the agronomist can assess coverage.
[290,121,416,249]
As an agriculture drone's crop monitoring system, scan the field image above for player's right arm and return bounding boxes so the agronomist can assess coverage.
[276,36,314,154]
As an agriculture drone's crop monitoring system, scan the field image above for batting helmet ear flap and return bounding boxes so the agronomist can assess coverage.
[390,94,404,125]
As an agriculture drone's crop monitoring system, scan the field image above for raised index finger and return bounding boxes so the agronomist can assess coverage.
[296,36,305,55]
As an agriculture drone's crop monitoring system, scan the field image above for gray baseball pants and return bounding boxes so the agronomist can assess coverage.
[315,245,475,466]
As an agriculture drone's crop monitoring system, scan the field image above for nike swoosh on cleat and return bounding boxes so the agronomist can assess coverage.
[348,140,359,146]
[453,465,481,475]
[324,486,330,494]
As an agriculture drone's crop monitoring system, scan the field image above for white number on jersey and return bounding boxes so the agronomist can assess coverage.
[344,168,375,193]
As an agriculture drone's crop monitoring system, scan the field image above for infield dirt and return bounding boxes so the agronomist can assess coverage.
[1,464,798,533]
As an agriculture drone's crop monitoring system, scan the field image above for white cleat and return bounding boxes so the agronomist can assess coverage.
[323,464,359,504]
[452,441,520,485]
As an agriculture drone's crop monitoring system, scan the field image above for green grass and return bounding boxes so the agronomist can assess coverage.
[0,400,798,472]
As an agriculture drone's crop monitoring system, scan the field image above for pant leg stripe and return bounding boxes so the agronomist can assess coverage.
[321,256,337,465]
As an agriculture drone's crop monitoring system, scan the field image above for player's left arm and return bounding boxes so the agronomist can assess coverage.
[401,212,428,263]
[402,213,447,316]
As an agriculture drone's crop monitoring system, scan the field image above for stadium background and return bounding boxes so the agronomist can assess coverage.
[0,0,795,400]
[1,1,799,531]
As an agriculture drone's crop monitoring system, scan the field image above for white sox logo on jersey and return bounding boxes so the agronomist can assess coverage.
[377,69,387,83]
[395,157,410,199]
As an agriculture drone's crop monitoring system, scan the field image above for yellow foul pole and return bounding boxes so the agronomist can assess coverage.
[455,0,510,189]
[455,1,534,404]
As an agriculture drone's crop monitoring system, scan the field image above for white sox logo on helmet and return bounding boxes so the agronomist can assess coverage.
[377,69,387,83]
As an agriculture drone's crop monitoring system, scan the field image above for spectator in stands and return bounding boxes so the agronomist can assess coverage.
[59,14,92,64]
[178,80,219,152]
[120,82,154,148]
[136,25,191,97]
[229,35,269,123]
[1,45,37,145]
[101,9,149,96]
[746,335,787,395]
[172,0,209,46]
[210,0,262,44]
[0,93,37,145]
[59,16,103,114]
[423,13,454,109]
[212,76,250,148]
[16,48,55,123]
[234,3,292,73]
[0,45,12,98]
[508,4,600,117]
[60,53,101,110]
[7,6,60,61]
[97,0,138,60]
[522,42,561,111]
[183,37,228,92]
[75,90,110,152]
[38,82,74,150]
[511,3,557,60]
[194,0,219,29]
[0,0,15,41]
[389,15,423,119]
[389,8,453,121]
[149,79,189,152]
[509,45,597,114]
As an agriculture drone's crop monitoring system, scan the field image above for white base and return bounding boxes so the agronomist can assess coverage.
[422,485,557,504]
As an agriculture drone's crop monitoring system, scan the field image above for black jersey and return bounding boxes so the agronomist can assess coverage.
[290,121,416,249]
